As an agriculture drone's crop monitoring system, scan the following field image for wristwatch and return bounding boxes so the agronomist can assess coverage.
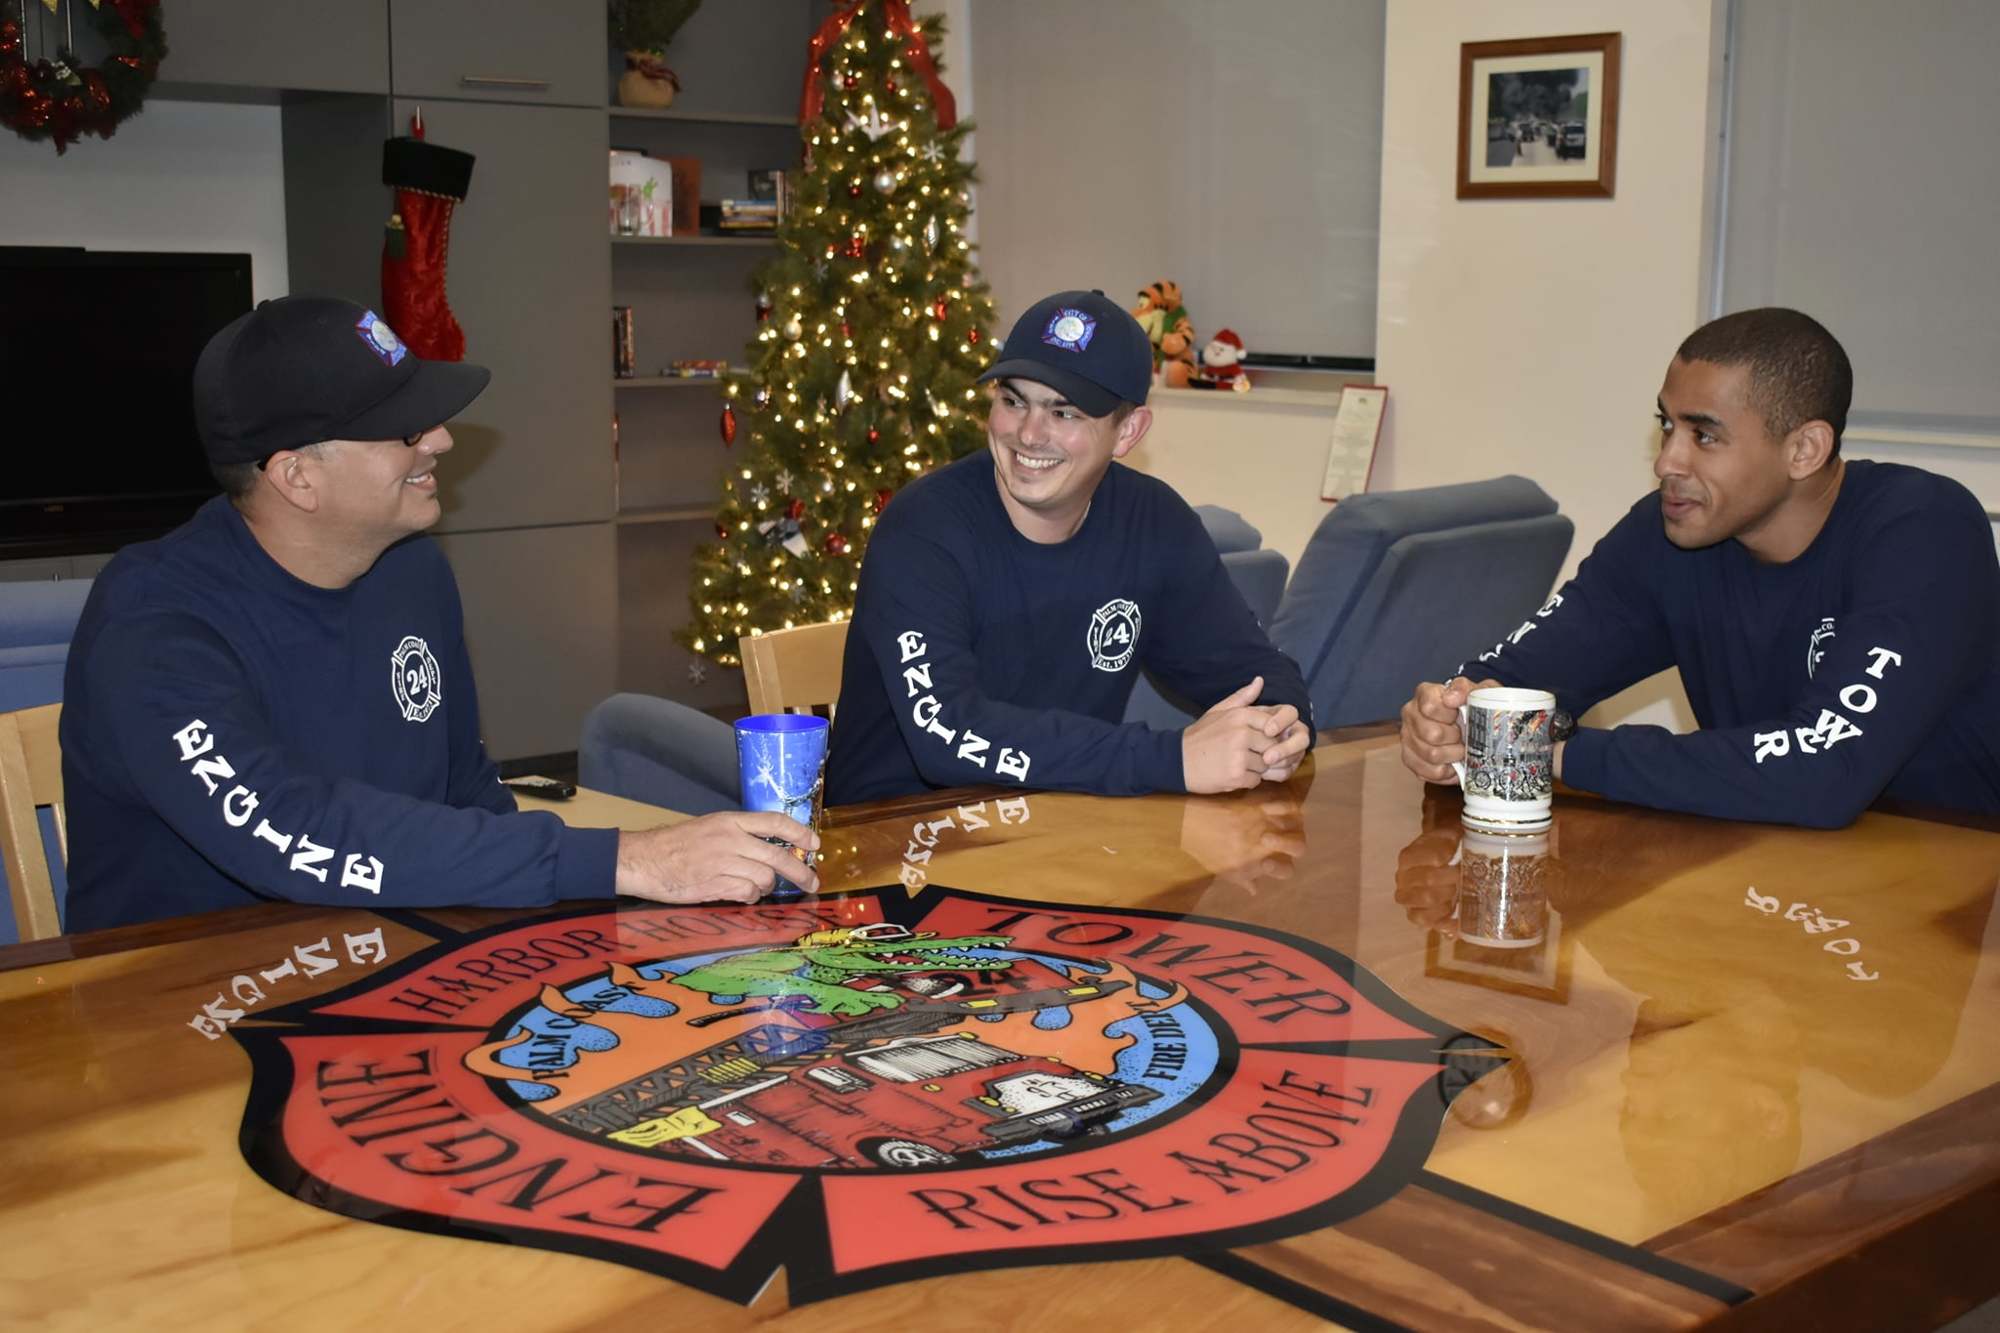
[1550,709,1576,742]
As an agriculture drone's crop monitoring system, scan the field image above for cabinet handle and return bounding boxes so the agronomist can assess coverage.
[460,75,551,90]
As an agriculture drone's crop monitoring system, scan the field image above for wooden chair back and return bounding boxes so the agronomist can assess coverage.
[0,703,65,942]
[739,621,850,718]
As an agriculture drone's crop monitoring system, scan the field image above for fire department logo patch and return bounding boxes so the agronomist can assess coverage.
[1041,307,1096,352]
[390,634,442,723]
[1086,598,1142,673]
[1806,616,1836,679]
[231,888,1508,1305]
[354,309,408,366]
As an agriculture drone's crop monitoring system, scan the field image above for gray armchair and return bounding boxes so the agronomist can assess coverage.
[1268,475,1574,729]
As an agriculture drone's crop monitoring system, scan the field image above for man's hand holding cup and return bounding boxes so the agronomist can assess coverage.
[1400,676,1499,783]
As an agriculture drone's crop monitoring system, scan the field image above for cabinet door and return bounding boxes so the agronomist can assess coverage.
[433,524,617,761]
[157,0,388,94]
[391,0,604,107]
[395,98,612,531]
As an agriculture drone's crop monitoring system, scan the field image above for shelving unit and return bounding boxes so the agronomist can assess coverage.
[614,505,718,525]
[611,107,795,127]
[603,1,817,712]
[612,234,778,248]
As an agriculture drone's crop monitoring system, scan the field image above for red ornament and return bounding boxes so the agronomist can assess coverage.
[842,74,858,90]
[867,428,880,444]
[840,321,851,339]
[715,522,729,540]
[848,183,863,198]
[933,298,948,320]
[720,403,737,446]
[874,488,893,514]
[842,234,866,259]
[967,328,982,344]
[824,532,849,556]
[787,498,805,521]
[885,79,898,94]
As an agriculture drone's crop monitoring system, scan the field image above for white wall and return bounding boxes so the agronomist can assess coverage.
[0,100,289,301]
[1373,0,1725,727]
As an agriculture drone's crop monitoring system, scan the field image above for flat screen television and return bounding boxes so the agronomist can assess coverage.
[0,247,252,560]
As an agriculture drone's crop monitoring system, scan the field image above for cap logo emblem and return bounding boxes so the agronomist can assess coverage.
[1042,308,1096,353]
[355,311,408,367]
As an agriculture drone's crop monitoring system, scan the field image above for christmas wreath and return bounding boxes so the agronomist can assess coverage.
[1,0,167,153]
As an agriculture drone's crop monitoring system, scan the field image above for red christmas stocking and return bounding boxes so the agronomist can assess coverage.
[381,118,475,361]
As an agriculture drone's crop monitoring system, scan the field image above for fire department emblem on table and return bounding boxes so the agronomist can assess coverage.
[233,888,1508,1304]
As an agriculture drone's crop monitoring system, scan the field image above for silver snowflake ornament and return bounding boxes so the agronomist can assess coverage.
[687,660,708,685]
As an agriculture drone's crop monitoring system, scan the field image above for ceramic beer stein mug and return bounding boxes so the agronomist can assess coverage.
[1452,686,1556,833]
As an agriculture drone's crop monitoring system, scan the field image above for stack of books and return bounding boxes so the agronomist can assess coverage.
[668,359,729,379]
[718,199,780,234]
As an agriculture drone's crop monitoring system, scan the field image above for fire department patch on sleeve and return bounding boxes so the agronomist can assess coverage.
[229,886,1508,1305]
[390,634,442,723]
[1087,598,1141,673]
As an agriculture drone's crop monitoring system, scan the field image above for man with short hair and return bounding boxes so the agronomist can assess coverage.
[826,289,1314,804]
[62,296,815,931]
[1399,307,2000,826]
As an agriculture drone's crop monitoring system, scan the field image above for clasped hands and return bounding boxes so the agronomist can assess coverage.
[1182,675,1312,793]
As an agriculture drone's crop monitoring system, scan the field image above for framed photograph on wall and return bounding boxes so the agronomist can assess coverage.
[1457,31,1620,199]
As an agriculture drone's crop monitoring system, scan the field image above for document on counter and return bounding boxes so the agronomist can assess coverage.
[1321,384,1387,502]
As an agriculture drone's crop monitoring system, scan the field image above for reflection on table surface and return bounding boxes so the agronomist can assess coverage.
[3,730,1997,1330]
[815,736,2000,1248]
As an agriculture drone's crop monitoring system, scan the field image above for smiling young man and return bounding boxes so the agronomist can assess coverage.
[825,289,1314,805]
[61,296,816,930]
[1398,307,2000,826]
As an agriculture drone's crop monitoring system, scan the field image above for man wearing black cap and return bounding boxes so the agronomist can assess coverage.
[825,289,1313,804]
[60,296,816,931]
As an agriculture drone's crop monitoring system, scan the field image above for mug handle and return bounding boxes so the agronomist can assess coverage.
[1450,703,1468,788]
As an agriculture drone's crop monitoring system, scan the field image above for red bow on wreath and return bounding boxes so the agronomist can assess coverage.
[797,0,956,131]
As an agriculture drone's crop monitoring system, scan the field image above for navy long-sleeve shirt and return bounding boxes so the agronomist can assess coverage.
[1464,461,2000,827]
[60,497,618,930]
[826,451,1314,804]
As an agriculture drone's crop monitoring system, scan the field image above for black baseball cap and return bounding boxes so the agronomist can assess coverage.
[977,289,1152,418]
[193,296,490,465]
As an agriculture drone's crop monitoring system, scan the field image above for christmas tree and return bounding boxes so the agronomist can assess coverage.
[678,0,995,667]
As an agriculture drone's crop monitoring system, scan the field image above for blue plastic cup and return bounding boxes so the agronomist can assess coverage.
[734,714,829,882]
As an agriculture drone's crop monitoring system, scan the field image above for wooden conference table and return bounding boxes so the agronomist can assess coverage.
[4,731,1998,1330]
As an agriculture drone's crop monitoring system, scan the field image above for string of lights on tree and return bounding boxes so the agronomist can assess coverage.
[677,0,995,669]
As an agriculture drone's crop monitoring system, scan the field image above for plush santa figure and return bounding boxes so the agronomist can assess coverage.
[1192,328,1250,392]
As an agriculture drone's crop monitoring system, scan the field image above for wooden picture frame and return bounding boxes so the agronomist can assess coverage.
[1457,31,1620,200]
